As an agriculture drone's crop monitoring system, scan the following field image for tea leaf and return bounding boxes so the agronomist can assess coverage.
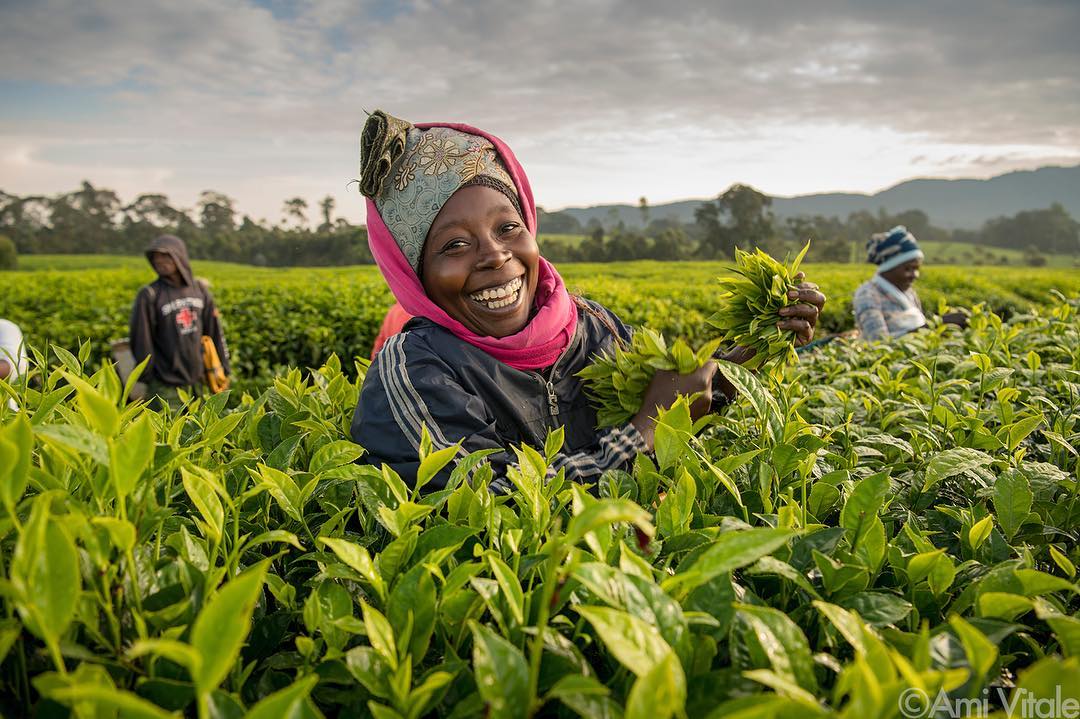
[575,606,671,676]
[181,467,225,544]
[565,499,654,547]
[994,470,1033,541]
[840,472,890,546]
[0,414,32,512]
[416,444,460,494]
[11,499,81,643]
[949,615,998,685]
[319,537,387,602]
[190,561,269,694]
[623,650,686,719]
[243,674,319,719]
[91,517,136,553]
[65,373,120,437]
[486,554,525,626]
[922,448,994,492]
[734,603,818,692]
[109,413,154,499]
[667,528,794,595]
[361,600,398,670]
[469,621,529,719]
[387,565,437,663]
[44,684,175,719]
[310,439,365,474]
[1050,546,1077,579]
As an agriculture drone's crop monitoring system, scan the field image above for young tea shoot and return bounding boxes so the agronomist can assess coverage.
[578,328,721,427]
[708,240,810,381]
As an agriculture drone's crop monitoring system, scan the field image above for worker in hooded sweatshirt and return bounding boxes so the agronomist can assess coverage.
[129,234,231,409]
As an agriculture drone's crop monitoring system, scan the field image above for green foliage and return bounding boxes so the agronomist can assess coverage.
[579,242,809,426]
[0,280,1079,716]
[0,234,15,270]
[3,259,1080,396]
[578,328,720,427]
[708,241,809,379]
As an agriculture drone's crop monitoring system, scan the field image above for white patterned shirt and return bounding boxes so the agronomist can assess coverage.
[853,277,926,341]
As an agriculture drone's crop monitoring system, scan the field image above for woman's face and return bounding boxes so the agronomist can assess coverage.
[881,258,921,292]
[421,185,539,338]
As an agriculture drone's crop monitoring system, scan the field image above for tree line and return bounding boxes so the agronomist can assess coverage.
[538,185,1080,265]
[2,181,1078,269]
[0,182,371,267]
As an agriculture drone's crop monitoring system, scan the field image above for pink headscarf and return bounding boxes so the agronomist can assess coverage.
[366,121,577,371]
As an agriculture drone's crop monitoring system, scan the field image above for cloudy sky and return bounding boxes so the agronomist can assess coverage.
[1,0,1078,225]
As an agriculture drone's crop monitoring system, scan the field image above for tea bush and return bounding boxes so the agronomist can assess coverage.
[2,260,1078,389]
[0,295,1078,717]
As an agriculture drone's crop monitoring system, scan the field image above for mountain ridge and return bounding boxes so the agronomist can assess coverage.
[551,164,1080,230]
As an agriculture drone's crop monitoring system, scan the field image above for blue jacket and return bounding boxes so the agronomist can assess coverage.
[351,300,648,491]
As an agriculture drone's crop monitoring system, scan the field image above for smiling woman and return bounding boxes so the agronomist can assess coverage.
[853,225,968,341]
[420,185,538,338]
[351,110,825,491]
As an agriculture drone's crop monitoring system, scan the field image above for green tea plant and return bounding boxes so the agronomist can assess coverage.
[579,243,805,426]
[4,259,1079,391]
[0,291,1078,718]
[576,329,721,427]
[706,241,810,380]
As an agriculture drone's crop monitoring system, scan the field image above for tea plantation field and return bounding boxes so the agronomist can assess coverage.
[3,257,1078,385]
[0,259,1079,717]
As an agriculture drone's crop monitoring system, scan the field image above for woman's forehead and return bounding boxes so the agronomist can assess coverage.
[431,186,518,232]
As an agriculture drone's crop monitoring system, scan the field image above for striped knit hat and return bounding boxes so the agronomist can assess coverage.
[866,226,924,273]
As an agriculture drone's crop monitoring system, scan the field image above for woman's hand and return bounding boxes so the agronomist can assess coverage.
[779,272,827,346]
[942,310,969,329]
[630,361,717,450]
[723,272,828,363]
[713,272,828,400]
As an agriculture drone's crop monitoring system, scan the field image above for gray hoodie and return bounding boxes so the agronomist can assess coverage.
[129,235,231,387]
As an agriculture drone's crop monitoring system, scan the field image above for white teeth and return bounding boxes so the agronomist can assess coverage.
[471,277,523,305]
[481,288,520,310]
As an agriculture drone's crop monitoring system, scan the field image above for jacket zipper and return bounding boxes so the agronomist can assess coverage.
[536,329,576,421]
[545,362,560,417]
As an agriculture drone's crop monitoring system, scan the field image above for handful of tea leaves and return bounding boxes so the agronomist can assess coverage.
[578,328,721,428]
[707,240,810,380]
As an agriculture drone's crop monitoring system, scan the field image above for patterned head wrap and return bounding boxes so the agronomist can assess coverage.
[358,112,577,371]
[866,225,924,273]
[359,110,521,273]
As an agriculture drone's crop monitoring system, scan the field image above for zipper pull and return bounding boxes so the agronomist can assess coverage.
[546,380,560,416]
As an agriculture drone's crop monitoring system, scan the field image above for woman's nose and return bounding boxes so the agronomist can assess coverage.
[476,235,511,269]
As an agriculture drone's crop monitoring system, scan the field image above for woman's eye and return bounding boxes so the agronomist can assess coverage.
[442,239,469,252]
[499,222,519,234]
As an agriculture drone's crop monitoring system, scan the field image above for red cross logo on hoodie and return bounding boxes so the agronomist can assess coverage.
[175,307,197,334]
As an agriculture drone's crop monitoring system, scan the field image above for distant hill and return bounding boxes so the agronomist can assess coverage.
[554,164,1080,230]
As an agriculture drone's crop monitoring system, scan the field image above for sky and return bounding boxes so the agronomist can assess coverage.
[1,0,1078,226]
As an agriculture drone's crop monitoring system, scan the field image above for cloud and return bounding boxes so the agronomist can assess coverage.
[0,0,1078,221]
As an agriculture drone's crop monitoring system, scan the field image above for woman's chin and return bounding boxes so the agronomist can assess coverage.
[473,310,530,338]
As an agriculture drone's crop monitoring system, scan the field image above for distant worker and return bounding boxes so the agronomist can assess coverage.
[853,225,967,341]
[370,302,413,359]
[0,318,26,410]
[129,235,231,409]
